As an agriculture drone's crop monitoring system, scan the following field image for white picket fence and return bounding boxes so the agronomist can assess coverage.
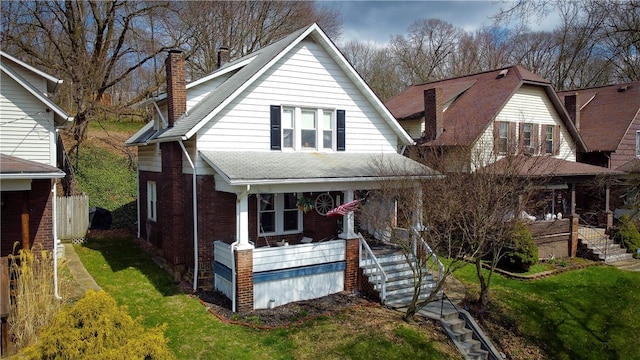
[56,194,89,242]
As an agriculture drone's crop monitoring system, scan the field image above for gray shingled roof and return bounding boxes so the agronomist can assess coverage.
[200,151,438,185]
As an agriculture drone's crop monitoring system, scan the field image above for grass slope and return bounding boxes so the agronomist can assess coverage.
[455,264,640,360]
[75,236,458,360]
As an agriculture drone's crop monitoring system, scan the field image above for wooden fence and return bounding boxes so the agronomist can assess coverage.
[56,194,89,242]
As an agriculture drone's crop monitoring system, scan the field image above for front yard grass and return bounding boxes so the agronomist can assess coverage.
[455,262,640,360]
[74,236,459,360]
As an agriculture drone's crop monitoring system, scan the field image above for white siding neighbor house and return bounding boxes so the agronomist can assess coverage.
[0,51,72,259]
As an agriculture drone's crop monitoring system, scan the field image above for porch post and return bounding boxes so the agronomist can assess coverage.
[605,182,613,232]
[235,190,254,312]
[569,183,578,258]
[235,191,253,250]
[340,190,357,239]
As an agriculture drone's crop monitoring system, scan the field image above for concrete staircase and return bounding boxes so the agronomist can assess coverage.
[360,247,499,360]
[578,227,633,263]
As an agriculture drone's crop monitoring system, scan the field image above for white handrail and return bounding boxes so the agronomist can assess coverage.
[357,233,387,302]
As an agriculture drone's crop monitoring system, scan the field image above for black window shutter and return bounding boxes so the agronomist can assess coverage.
[270,105,281,150]
[336,110,345,151]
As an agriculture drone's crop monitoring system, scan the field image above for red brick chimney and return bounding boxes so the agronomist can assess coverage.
[166,50,186,128]
[423,88,444,141]
[564,93,580,131]
[217,47,230,69]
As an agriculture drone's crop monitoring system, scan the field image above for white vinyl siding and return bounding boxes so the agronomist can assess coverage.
[137,145,162,172]
[196,40,399,153]
[0,71,56,166]
[474,85,577,165]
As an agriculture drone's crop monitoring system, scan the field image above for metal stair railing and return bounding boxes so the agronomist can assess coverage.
[440,293,502,360]
[410,227,444,282]
[577,215,611,260]
[358,233,388,303]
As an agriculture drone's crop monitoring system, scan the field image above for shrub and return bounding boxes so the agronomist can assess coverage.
[8,245,66,351]
[613,215,640,258]
[24,290,175,359]
[503,224,539,272]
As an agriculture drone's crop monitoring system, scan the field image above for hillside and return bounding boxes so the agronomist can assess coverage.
[60,120,143,229]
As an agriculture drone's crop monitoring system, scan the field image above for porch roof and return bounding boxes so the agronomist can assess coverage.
[483,155,624,178]
[199,151,439,186]
[0,154,65,179]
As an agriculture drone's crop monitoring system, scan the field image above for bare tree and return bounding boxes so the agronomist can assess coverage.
[390,19,464,86]
[0,0,179,144]
[341,40,404,102]
[167,1,343,79]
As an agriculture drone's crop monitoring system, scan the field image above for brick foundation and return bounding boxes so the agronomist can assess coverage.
[344,237,359,291]
[235,248,254,313]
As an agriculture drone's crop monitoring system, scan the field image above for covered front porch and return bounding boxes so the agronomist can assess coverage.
[201,151,437,312]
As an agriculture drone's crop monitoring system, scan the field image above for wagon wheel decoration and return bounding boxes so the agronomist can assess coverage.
[314,193,334,216]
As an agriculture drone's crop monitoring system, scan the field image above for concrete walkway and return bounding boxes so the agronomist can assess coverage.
[609,258,640,272]
[63,243,101,293]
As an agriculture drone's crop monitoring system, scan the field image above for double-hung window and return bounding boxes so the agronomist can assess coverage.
[258,193,301,235]
[545,125,555,154]
[147,181,157,221]
[636,131,640,158]
[498,121,509,154]
[522,124,532,150]
[273,106,339,151]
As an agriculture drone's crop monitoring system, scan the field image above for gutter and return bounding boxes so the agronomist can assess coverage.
[179,140,199,292]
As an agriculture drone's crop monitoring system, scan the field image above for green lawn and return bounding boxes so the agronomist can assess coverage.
[455,263,640,360]
[74,236,458,360]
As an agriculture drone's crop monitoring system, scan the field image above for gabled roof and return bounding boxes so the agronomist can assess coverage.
[0,154,65,179]
[0,51,73,127]
[127,23,412,146]
[386,65,585,151]
[557,81,640,152]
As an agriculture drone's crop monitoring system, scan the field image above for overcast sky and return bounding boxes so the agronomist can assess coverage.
[326,1,560,45]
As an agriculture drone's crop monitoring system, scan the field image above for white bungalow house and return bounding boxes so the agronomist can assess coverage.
[126,24,437,312]
[0,51,72,258]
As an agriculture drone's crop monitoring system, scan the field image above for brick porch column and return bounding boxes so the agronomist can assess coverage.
[344,238,359,291]
[235,248,253,313]
[569,215,579,258]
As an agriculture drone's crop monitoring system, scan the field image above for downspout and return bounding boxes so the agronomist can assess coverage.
[178,140,199,292]
[52,181,61,299]
[136,165,140,238]
[231,184,250,312]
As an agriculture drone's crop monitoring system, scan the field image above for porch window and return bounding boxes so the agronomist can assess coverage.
[258,193,302,235]
[498,121,509,154]
[545,125,555,154]
[636,131,639,158]
[147,181,157,221]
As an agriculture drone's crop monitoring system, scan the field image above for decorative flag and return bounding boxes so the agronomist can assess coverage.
[327,198,361,217]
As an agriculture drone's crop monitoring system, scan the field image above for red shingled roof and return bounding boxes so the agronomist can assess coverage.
[483,155,624,177]
[557,81,640,152]
[385,65,575,147]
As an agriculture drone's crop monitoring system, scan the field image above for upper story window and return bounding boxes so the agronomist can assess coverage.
[545,125,555,154]
[258,193,301,235]
[522,124,532,149]
[497,121,509,154]
[636,131,640,158]
[270,105,345,152]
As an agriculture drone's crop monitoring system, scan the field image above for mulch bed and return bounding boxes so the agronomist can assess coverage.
[196,290,375,329]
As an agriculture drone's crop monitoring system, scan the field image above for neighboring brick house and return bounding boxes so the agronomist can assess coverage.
[126,24,436,312]
[0,51,72,258]
[385,65,620,259]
